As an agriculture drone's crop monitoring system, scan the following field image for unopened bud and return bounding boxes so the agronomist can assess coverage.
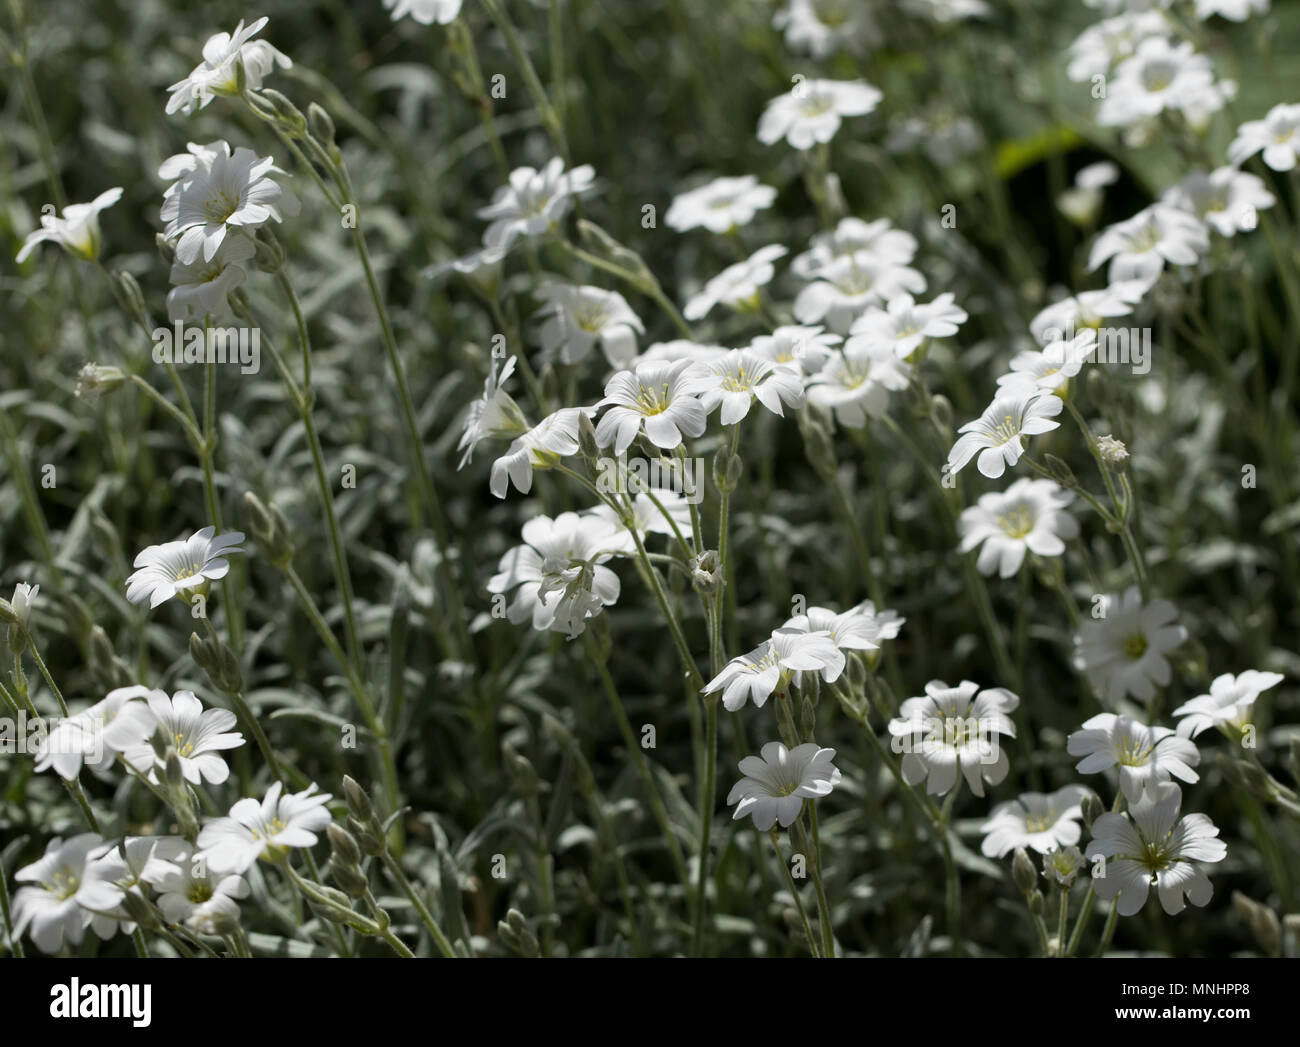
[261,88,307,137]
[328,823,363,868]
[1080,792,1104,830]
[577,411,600,461]
[1013,847,1036,894]
[1232,891,1281,955]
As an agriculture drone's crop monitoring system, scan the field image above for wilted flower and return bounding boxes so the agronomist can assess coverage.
[1043,845,1087,888]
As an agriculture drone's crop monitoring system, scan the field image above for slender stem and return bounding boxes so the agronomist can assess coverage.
[691,695,718,956]
[769,829,820,957]
[379,853,458,958]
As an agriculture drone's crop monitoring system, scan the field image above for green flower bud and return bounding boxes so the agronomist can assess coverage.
[343,775,376,823]
[1013,847,1037,894]
[328,822,363,868]
[261,88,307,138]
[1080,792,1104,830]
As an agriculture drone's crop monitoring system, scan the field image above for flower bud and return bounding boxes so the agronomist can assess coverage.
[1028,889,1044,916]
[1231,891,1281,956]
[577,410,600,462]
[1096,434,1129,472]
[346,814,385,857]
[343,775,376,823]
[802,419,837,477]
[1042,454,1077,489]
[261,88,307,138]
[329,859,370,900]
[253,233,285,274]
[244,491,294,567]
[1080,791,1104,830]
[328,822,363,868]
[156,233,175,265]
[1012,847,1037,894]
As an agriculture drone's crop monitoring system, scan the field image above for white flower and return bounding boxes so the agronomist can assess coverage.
[906,0,991,20]
[34,685,156,780]
[85,836,189,938]
[383,0,463,24]
[165,234,256,322]
[197,782,333,874]
[1173,670,1284,738]
[704,630,845,712]
[700,349,805,425]
[489,407,590,499]
[665,175,777,234]
[1043,845,1087,887]
[774,0,879,58]
[634,339,732,368]
[457,355,526,468]
[793,254,927,333]
[15,188,123,264]
[160,140,299,265]
[959,478,1079,578]
[980,785,1092,857]
[165,18,290,116]
[1067,712,1200,802]
[791,217,918,280]
[122,689,245,786]
[595,359,718,454]
[748,325,841,376]
[727,742,842,831]
[781,600,904,652]
[1077,161,1120,190]
[1228,103,1300,172]
[846,292,968,360]
[996,330,1098,394]
[805,340,911,428]
[1089,204,1209,289]
[12,834,121,954]
[587,489,693,551]
[1162,167,1275,238]
[946,389,1063,480]
[1030,282,1146,344]
[684,244,787,320]
[125,526,245,608]
[534,283,644,368]
[1085,782,1225,916]
[151,848,249,933]
[1073,588,1187,706]
[757,79,882,150]
[486,512,623,636]
[477,159,595,251]
[1067,11,1171,84]
[1195,0,1268,21]
[1097,36,1217,127]
[9,581,37,629]
[888,680,1019,797]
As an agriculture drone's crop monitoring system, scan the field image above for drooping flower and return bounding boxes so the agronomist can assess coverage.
[704,630,845,712]
[122,689,245,786]
[727,742,842,830]
[477,159,595,251]
[486,512,623,637]
[1073,588,1187,705]
[700,349,805,425]
[534,283,644,368]
[12,834,121,954]
[160,141,298,265]
[846,292,968,360]
[946,389,1063,480]
[457,354,526,468]
[125,526,245,608]
[1227,102,1300,172]
[958,478,1079,578]
[8,581,38,630]
[757,78,882,150]
[594,359,718,454]
[665,174,777,234]
[15,188,123,264]
[980,785,1092,858]
[489,407,590,498]
[165,18,291,116]
[1085,782,1226,916]
[683,245,787,321]
[1067,712,1200,802]
[1173,670,1284,738]
[888,680,1019,797]
[805,340,910,428]
[197,782,333,874]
